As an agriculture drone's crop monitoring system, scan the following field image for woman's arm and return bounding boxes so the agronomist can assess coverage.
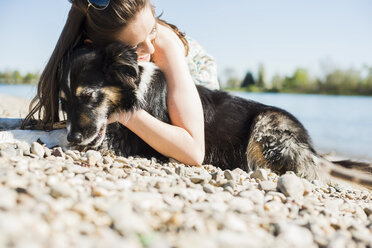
[116,24,205,166]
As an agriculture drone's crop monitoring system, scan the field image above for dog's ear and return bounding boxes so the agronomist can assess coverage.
[103,42,139,88]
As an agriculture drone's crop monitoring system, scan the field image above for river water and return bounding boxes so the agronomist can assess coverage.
[234,92,372,160]
[0,84,37,99]
[1,84,371,160]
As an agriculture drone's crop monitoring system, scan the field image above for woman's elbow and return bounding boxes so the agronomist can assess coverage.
[187,145,205,166]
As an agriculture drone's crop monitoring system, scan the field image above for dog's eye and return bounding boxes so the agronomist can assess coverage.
[82,91,98,100]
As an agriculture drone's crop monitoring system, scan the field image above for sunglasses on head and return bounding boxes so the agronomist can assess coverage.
[87,0,110,10]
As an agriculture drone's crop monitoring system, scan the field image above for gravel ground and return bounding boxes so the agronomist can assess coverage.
[0,94,371,248]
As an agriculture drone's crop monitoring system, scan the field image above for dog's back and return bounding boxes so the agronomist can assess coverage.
[196,86,320,179]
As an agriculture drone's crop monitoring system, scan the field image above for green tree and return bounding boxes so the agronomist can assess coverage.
[226,77,242,89]
[241,71,255,88]
[12,70,23,84]
[321,69,361,95]
[0,70,40,84]
[257,64,265,88]
[23,72,37,84]
[282,68,313,93]
[221,68,236,88]
[270,74,284,92]
[222,67,242,89]
[361,67,372,95]
[2,70,13,84]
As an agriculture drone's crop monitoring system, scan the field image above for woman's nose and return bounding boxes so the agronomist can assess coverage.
[138,38,155,55]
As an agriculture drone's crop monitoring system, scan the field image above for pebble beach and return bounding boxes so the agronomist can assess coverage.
[0,94,371,248]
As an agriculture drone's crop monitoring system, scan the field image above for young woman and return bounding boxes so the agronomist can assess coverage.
[24,0,219,166]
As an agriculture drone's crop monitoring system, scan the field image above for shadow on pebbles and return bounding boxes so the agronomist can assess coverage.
[0,141,371,248]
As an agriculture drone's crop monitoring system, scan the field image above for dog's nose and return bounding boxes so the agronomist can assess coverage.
[67,132,83,143]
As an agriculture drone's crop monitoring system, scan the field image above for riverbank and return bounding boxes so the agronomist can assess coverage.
[0,94,371,247]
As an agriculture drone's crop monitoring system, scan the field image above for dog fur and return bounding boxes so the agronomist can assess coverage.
[58,42,371,183]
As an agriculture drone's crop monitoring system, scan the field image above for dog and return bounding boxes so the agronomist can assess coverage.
[58,42,372,184]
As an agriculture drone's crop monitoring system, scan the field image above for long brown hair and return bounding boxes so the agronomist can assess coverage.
[23,0,189,129]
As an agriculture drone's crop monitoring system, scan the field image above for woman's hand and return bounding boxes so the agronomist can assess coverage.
[107,111,131,125]
[107,112,119,125]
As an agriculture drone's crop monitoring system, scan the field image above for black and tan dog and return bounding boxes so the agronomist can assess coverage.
[59,42,372,184]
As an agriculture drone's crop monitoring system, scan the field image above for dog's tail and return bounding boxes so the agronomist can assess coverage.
[320,158,372,189]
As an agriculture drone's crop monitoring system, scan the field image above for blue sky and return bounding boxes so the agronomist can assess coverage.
[1,0,371,81]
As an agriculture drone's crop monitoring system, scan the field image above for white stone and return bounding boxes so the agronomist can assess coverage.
[238,189,265,205]
[277,224,314,247]
[50,183,76,199]
[224,170,235,181]
[17,142,31,156]
[0,187,17,210]
[258,180,277,191]
[108,202,151,236]
[86,150,102,166]
[65,150,79,161]
[203,184,215,194]
[277,174,304,199]
[30,142,45,158]
[250,169,268,181]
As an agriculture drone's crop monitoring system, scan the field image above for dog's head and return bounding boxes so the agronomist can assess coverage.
[59,42,140,147]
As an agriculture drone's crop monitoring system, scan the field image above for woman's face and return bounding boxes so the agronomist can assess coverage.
[116,5,157,62]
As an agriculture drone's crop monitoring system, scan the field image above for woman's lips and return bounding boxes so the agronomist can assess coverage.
[138,54,150,62]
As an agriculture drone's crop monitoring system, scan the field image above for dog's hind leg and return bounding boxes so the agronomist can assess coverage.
[246,110,322,181]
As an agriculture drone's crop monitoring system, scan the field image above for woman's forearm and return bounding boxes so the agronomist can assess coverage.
[121,109,205,166]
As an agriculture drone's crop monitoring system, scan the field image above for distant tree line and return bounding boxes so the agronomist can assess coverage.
[3,66,372,96]
[222,65,372,96]
[0,70,40,85]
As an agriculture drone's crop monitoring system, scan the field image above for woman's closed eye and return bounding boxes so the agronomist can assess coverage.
[133,24,157,50]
